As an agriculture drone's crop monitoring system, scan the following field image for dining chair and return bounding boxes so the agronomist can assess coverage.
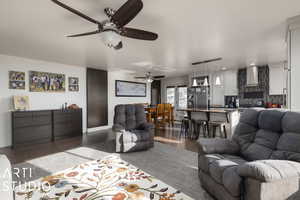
[155,104,166,126]
[164,103,174,127]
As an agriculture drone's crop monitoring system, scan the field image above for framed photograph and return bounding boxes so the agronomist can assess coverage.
[13,96,30,111]
[115,80,147,97]
[29,71,65,92]
[9,71,25,90]
[69,77,79,92]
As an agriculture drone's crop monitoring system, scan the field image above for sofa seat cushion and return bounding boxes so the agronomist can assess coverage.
[199,154,246,197]
[122,130,152,143]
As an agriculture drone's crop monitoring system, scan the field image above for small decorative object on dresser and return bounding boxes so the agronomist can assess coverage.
[9,71,25,90]
[13,95,29,111]
[68,77,79,92]
[29,71,65,92]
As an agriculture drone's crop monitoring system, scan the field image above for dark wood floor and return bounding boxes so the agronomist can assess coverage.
[0,125,199,165]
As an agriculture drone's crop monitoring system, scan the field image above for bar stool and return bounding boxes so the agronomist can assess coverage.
[209,121,227,138]
[208,112,229,138]
[191,112,209,140]
[192,120,208,139]
[180,117,190,138]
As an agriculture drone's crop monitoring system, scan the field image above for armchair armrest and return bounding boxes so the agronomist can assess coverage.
[198,138,240,155]
[237,160,300,182]
[137,122,154,131]
[112,124,125,132]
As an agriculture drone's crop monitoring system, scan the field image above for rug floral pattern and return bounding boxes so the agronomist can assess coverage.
[15,155,194,200]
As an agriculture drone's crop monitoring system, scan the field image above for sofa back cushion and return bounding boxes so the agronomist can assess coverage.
[233,109,287,161]
[114,104,147,131]
[271,112,300,162]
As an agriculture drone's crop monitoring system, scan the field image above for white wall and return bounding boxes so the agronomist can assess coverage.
[107,71,151,126]
[290,28,300,110]
[0,54,87,148]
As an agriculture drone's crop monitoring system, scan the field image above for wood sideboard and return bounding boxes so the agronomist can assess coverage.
[12,109,82,148]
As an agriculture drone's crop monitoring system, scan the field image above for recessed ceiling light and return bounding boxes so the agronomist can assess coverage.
[221,67,227,71]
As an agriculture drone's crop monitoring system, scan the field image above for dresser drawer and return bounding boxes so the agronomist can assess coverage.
[13,113,51,128]
[14,125,52,145]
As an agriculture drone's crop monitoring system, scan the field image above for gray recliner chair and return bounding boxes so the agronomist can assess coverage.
[113,104,154,153]
[198,109,300,200]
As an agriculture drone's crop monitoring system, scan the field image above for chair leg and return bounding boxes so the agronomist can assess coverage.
[202,123,206,138]
[212,126,216,138]
[223,125,227,139]
[180,121,184,138]
[185,122,189,138]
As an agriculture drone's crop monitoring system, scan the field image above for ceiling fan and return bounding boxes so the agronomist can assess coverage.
[51,0,158,50]
[192,57,222,65]
[135,72,165,83]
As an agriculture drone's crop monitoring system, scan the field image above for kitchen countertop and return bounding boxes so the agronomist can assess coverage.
[177,108,239,113]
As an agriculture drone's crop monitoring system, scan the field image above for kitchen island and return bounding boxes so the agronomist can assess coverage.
[177,108,240,138]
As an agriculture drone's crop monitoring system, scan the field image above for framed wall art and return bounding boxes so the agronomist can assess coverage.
[13,96,30,111]
[69,77,79,92]
[29,71,65,92]
[9,71,25,90]
[115,80,147,97]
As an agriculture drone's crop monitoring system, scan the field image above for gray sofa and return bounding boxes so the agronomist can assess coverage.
[198,109,300,200]
[113,104,154,153]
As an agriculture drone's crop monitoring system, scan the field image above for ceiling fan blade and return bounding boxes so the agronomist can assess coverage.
[121,27,158,41]
[51,0,103,27]
[114,41,123,50]
[111,0,143,28]
[67,30,101,37]
[135,77,147,79]
[153,75,165,79]
[192,57,222,65]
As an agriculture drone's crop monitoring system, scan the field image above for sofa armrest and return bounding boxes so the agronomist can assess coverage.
[237,160,300,182]
[198,138,240,155]
[112,124,125,132]
[137,122,154,131]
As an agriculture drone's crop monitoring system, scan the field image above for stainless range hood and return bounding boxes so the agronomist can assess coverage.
[246,66,259,86]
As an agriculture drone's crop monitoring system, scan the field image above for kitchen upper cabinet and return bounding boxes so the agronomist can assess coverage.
[269,65,285,95]
[224,70,238,96]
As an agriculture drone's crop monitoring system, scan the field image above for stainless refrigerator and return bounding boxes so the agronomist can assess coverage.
[188,86,210,109]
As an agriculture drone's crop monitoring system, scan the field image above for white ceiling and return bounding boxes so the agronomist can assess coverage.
[0,0,299,77]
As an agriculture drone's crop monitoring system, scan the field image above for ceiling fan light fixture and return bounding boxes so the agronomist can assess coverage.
[101,30,122,48]
[147,78,153,83]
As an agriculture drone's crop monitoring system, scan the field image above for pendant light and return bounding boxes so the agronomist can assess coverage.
[215,76,221,86]
[203,77,209,86]
[192,71,198,87]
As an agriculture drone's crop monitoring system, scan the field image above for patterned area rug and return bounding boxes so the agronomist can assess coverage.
[15,155,194,200]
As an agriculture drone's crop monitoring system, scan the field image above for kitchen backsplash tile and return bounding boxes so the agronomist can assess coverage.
[238,66,269,106]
